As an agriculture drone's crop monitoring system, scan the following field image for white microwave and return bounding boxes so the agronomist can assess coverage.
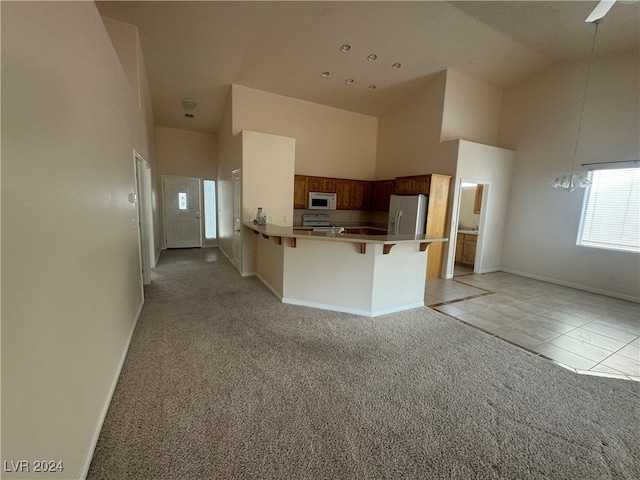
[308,192,337,210]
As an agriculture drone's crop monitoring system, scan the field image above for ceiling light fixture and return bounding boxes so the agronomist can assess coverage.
[321,71,330,77]
[345,78,354,85]
[340,44,351,52]
[392,63,402,70]
[181,98,197,118]
[367,54,377,61]
[549,21,601,192]
[368,85,376,90]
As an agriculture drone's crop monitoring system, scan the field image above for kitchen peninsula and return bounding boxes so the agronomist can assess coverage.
[243,222,447,317]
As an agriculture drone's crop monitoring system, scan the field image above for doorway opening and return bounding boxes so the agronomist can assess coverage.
[450,180,487,277]
[134,152,155,286]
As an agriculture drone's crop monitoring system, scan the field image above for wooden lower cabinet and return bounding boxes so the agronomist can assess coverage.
[455,233,477,266]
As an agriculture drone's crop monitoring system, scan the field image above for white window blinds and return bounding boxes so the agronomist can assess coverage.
[578,166,640,253]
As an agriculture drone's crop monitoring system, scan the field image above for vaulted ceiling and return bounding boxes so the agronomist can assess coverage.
[96,1,640,133]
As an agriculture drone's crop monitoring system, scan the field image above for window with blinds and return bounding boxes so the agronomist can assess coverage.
[578,166,639,252]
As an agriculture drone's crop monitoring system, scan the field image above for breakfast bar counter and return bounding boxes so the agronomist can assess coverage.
[243,222,447,317]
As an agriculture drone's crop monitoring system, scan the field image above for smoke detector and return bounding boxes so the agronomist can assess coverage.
[181,98,197,118]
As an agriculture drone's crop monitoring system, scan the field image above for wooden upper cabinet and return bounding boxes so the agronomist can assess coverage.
[351,181,371,210]
[394,175,431,195]
[336,179,352,210]
[371,180,395,211]
[296,175,371,210]
[308,176,337,193]
[473,185,484,214]
[321,177,336,192]
[394,178,413,195]
[294,175,309,209]
[411,175,431,194]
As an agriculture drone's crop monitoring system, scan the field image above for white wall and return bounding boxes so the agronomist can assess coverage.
[102,15,161,259]
[498,51,640,300]
[240,130,295,275]
[441,140,515,277]
[216,92,238,262]
[456,141,515,275]
[2,2,151,478]
[441,70,503,146]
[375,72,448,179]
[156,126,218,246]
[232,85,378,180]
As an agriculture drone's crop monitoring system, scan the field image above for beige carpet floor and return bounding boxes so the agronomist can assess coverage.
[88,252,639,479]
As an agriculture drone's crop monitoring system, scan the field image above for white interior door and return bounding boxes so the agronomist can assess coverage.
[135,153,154,285]
[163,176,202,248]
[232,169,241,268]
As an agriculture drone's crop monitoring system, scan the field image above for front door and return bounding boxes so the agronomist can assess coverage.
[163,176,202,248]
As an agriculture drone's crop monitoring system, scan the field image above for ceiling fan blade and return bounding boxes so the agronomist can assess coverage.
[585,0,616,22]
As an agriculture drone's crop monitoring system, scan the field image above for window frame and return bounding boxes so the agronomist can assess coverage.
[576,165,639,254]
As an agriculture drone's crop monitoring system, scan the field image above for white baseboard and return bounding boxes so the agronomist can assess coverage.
[255,273,283,300]
[79,300,144,479]
[241,271,256,277]
[371,301,425,317]
[218,245,231,260]
[282,297,372,316]
[281,298,425,317]
[501,268,640,304]
[476,266,502,274]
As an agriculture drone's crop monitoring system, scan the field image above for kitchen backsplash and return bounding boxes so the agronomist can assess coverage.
[294,209,388,229]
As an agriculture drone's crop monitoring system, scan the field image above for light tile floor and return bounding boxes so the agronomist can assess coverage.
[426,271,640,381]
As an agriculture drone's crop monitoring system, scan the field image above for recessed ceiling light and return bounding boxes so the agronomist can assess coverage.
[368,85,376,90]
[345,78,354,85]
[392,62,402,69]
[321,71,330,77]
[340,44,351,52]
[367,54,377,61]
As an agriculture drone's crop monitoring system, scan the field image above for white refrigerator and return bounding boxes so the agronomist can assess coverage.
[387,194,428,235]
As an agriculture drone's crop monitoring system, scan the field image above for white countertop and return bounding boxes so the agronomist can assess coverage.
[244,222,448,245]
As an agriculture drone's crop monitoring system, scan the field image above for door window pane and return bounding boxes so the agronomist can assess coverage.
[204,180,217,239]
[178,192,187,210]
